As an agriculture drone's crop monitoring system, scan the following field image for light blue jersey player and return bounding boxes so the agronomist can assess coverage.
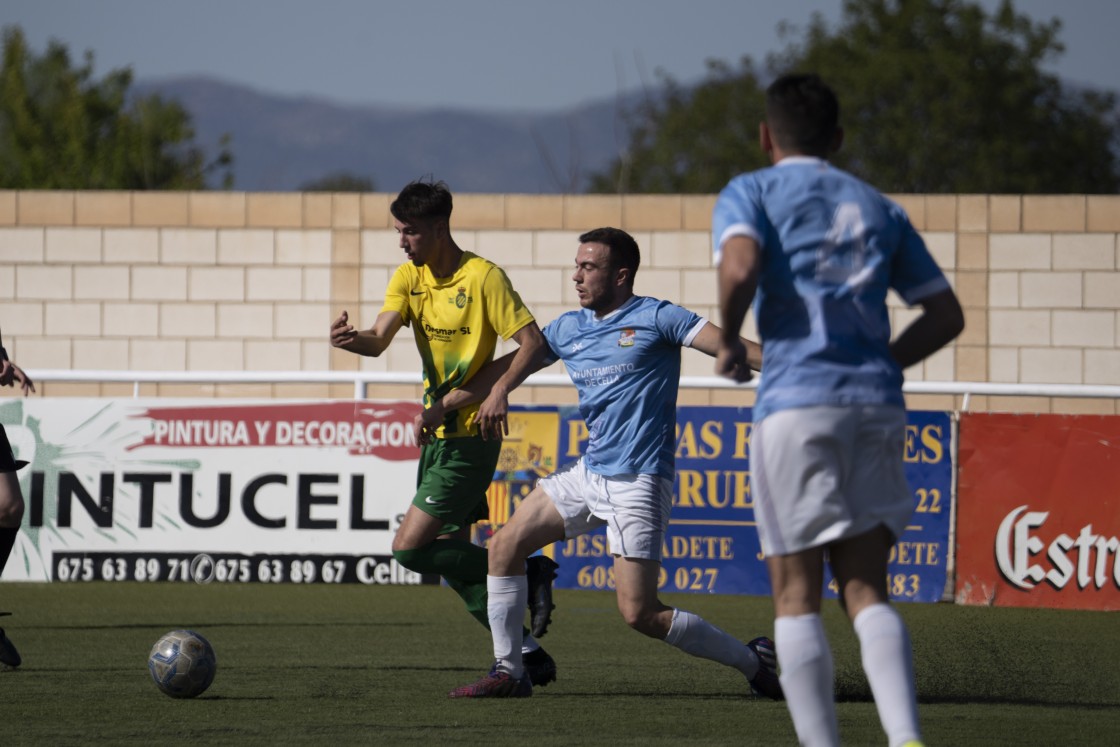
[715,74,963,747]
[539,295,703,480]
[425,228,780,700]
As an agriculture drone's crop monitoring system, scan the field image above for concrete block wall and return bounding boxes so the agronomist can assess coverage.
[1,190,1118,414]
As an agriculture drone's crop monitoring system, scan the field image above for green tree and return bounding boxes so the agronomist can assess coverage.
[299,172,375,192]
[589,60,770,193]
[0,26,233,189]
[591,0,1119,194]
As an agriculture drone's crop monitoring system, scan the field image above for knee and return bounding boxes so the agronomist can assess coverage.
[841,592,887,623]
[838,580,889,622]
[619,604,664,639]
[772,582,824,618]
[392,547,423,572]
[487,531,523,569]
[488,530,510,559]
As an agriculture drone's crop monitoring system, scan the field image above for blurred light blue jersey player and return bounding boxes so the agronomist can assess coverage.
[712,156,951,425]
[540,296,704,479]
[714,74,963,747]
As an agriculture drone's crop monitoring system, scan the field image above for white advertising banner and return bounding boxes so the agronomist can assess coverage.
[1,398,428,585]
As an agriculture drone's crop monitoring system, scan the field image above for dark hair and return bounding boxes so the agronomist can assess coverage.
[765,73,840,156]
[390,178,453,224]
[579,227,640,285]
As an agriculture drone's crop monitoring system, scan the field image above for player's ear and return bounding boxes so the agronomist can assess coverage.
[830,126,844,155]
[759,122,772,155]
[428,218,447,240]
[615,265,631,289]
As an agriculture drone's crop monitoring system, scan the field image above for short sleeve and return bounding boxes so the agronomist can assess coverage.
[888,204,951,305]
[712,175,766,265]
[540,318,563,366]
[654,301,705,346]
[481,265,535,340]
[379,264,414,323]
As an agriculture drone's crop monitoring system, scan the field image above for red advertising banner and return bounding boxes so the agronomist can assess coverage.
[955,413,1120,610]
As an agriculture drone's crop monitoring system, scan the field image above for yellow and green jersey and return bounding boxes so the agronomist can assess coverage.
[380,251,534,438]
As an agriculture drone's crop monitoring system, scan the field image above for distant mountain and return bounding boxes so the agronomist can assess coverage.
[134,76,646,194]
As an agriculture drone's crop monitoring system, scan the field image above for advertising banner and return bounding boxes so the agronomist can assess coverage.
[3,399,953,601]
[536,406,953,602]
[1,398,425,585]
[955,413,1120,611]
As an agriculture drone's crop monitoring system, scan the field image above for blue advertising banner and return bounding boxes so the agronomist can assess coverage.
[512,406,952,602]
[826,409,953,603]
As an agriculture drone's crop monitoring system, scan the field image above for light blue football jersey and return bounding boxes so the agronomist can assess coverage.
[712,156,950,424]
[542,295,705,479]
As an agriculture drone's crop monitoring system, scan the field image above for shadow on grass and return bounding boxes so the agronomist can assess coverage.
[496,690,758,701]
[834,683,1118,709]
[379,665,478,673]
[27,621,413,630]
[192,695,274,701]
[916,694,1120,708]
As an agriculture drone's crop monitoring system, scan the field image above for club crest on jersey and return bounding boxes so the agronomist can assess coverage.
[451,286,472,308]
[618,328,636,347]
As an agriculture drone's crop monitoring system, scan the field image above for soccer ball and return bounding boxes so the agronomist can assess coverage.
[148,630,217,698]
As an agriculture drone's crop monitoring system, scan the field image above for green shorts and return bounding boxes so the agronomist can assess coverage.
[414,435,501,534]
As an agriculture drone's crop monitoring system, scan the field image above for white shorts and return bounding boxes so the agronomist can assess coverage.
[750,405,912,556]
[537,457,672,561]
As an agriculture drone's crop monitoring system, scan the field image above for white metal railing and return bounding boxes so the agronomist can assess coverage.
[22,369,1120,408]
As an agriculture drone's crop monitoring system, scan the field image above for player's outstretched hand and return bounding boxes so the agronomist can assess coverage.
[715,339,753,384]
[330,310,356,348]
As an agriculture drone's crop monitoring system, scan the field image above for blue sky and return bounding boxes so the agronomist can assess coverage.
[4,0,1117,111]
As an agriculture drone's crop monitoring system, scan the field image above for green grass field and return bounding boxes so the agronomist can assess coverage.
[2,582,1117,745]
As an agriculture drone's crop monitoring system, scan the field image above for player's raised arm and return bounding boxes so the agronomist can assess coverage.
[329,309,404,358]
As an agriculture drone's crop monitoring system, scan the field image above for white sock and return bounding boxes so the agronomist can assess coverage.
[487,575,527,677]
[663,608,759,679]
[775,613,839,747]
[853,604,921,747]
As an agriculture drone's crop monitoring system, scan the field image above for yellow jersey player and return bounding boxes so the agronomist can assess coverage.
[329,179,558,689]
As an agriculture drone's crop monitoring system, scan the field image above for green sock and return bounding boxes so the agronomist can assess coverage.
[444,576,490,629]
[394,540,490,628]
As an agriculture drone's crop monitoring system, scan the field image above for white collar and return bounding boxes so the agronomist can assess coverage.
[775,156,829,167]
